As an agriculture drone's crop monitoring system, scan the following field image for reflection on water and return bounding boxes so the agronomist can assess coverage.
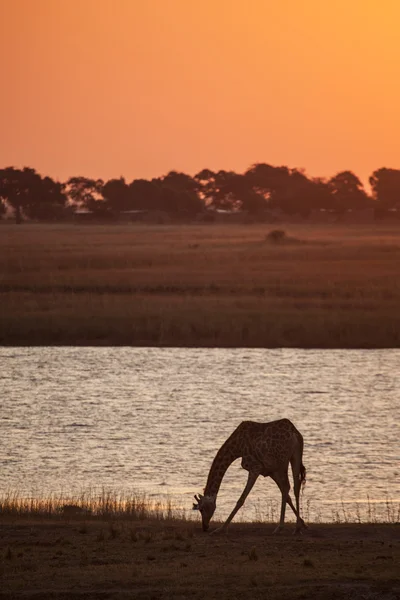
[1,347,399,522]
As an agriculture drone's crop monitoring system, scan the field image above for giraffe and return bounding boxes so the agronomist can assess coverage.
[193,418,307,534]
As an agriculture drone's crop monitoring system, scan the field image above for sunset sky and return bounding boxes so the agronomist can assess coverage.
[1,0,399,185]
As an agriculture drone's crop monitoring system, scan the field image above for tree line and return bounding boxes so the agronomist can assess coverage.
[1,164,400,223]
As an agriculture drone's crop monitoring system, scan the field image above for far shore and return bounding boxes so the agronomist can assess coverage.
[2,222,400,348]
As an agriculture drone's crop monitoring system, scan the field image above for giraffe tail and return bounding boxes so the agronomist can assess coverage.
[294,428,306,491]
[299,463,306,491]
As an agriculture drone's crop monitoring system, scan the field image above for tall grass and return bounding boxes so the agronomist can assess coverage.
[1,222,400,347]
[1,490,398,524]
[0,489,185,521]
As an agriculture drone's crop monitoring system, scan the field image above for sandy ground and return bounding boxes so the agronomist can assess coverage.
[0,518,399,599]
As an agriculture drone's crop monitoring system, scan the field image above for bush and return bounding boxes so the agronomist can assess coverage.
[266,229,286,243]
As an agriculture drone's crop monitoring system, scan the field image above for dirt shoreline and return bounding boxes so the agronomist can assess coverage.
[0,519,399,599]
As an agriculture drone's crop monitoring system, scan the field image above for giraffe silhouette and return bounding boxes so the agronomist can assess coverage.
[193,418,307,533]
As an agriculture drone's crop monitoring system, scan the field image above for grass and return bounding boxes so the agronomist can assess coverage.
[1,222,400,347]
[1,490,399,525]
[0,490,183,521]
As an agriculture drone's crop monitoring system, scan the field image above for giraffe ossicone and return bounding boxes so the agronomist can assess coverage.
[193,418,307,534]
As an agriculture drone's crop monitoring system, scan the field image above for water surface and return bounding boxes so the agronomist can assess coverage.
[1,347,399,522]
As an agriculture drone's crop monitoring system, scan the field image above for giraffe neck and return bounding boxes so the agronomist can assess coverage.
[204,432,242,498]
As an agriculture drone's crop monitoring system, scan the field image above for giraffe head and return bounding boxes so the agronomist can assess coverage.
[193,493,216,531]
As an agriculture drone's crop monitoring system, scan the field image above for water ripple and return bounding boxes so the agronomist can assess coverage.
[0,347,399,522]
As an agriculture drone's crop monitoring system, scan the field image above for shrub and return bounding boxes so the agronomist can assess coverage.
[266,229,286,243]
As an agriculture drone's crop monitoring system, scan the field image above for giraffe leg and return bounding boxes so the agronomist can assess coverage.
[270,474,298,519]
[287,494,307,533]
[211,471,259,534]
[291,459,307,533]
[286,494,300,518]
[270,471,290,534]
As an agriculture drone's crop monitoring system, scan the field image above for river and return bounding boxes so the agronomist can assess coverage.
[1,347,399,523]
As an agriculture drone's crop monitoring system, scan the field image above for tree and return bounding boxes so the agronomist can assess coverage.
[194,169,218,205]
[156,171,204,216]
[328,171,369,212]
[102,178,130,212]
[159,186,204,217]
[369,168,400,209]
[129,179,162,210]
[279,170,333,216]
[0,166,66,223]
[24,176,67,220]
[193,169,241,210]
[161,171,199,194]
[0,197,6,219]
[244,163,291,206]
[0,167,39,223]
[214,173,265,214]
[245,165,333,215]
[63,177,104,211]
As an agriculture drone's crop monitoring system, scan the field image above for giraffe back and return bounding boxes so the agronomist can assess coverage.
[235,418,302,475]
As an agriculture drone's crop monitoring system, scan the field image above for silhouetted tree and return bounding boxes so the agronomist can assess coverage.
[24,176,67,220]
[369,168,400,209]
[2,162,397,223]
[245,164,333,215]
[129,179,162,210]
[125,175,204,217]
[194,170,242,210]
[245,163,291,206]
[159,186,203,217]
[0,167,66,223]
[0,167,39,223]
[156,171,203,216]
[308,177,335,212]
[328,171,369,213]
[194,169,218,205]
[63,176,104,211]
[212,173,265,214]
[102,177,130,211]
[161,171,199,194]
[279,170,333,216]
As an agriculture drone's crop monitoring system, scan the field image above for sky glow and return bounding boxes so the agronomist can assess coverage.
[1,0,400,185]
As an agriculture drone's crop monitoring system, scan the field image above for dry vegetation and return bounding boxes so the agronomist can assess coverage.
[1,491,398,525]
[0,490,182,522]
[1,222,400,347]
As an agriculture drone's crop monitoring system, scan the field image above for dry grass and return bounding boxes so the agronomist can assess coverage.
[1,491,399,526]
[1,222,400,347]
[0,490,183,521]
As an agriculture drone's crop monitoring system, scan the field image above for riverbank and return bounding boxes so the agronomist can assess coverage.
[1,222,400,347]
[0,518,398,599]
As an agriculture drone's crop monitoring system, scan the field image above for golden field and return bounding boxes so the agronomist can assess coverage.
[1,222,400,347]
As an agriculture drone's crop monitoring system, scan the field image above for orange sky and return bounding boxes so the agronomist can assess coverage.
[1,0,400,185]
